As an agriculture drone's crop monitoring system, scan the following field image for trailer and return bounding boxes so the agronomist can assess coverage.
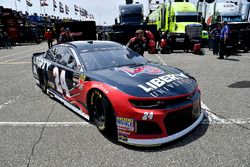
[147,1,203,51]
[228,22,250,53]
[110,3,158,49]
[54,21,96,42]
[197,0,243,26]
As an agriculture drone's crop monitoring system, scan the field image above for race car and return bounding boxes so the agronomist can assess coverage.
[32,41,204,146]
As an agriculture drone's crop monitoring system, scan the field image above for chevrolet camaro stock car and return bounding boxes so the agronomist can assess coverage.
[32,41,204,146]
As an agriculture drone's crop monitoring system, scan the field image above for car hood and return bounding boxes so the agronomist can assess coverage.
[87,62,197,98]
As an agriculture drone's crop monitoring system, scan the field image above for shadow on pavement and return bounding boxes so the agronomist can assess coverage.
[116,123,209,152]
[51,94,209,151]
[217,57,240,61]
[103,115,209,151]
[228,81,250,88]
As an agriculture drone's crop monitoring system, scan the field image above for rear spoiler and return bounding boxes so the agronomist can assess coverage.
[32,52,45,80]
[33,52,45,57]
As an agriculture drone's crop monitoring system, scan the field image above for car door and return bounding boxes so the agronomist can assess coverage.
[62,47,89,112]
[59,46,91,117]
[59,46,85,99]
[46,45,89,114]
[46,45,67,97]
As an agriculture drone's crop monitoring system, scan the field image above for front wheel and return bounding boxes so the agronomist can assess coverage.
[90,90,116,135]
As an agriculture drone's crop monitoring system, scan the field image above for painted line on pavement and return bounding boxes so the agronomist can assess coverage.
[201,102,250,125]
[0,55,33,64]
[0,46,45,60]
[0,109,249,127]
[0,98,20,110]
[0,122,90,127]
[0,61,31,65]
[155,54,167,65]
[0,89,31,111]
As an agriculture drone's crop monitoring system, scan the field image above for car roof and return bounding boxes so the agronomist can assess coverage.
[65,40,124,52]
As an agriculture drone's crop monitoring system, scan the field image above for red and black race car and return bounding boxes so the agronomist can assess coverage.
[32,41,204,146]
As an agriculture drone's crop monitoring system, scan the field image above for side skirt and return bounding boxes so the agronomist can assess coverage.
[47,89,90,120]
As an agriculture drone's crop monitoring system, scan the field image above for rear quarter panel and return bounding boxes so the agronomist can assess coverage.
[32,52,46,80]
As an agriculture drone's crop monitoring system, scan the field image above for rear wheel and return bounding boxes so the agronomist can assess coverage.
[243,47,249,53]
[166,48,171,54]
[90,90,116,135]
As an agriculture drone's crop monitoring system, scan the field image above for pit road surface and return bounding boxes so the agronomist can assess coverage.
[0,43,249,167]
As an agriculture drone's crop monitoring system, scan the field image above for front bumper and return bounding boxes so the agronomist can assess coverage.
[124,110,204,146]
[115,90,204,146]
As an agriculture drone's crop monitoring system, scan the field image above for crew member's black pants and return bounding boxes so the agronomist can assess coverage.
[213,38,219,55]
[219,39,225,59]
[47,40,53,49]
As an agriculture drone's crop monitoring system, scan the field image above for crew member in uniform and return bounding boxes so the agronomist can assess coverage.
[219,21,230,59]
[126,29,146,56]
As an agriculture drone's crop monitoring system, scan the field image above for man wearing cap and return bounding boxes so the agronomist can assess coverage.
[44,29,53,49]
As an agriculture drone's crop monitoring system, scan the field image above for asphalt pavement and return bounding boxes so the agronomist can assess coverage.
[0,43,249,167]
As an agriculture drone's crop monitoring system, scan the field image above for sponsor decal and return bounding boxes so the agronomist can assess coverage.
[118,130,131,136]
[207,16,212,25]
[35,57,45,69]
[79,85,83,91]
[78,75,86,91]
[116,117,135,132]
[93,84,109,94]
[138,73,194,97]
[73,74,86,91]
[118,133,128,142]
[48,81,55,89]
[79,75,86,85]
[35,57,50,70]
[116,65,164,77]
[90,90,102,105]
[223,4,234,7]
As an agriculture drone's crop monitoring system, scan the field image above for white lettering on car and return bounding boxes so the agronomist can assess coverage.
[60,70,70,97]
[142,112,154,120]
[150,78,165,87]
[35,57,45,69]
[138,73,190,93]
[138,84,154,92]
[53,67,62,94]
[53,67,70,97]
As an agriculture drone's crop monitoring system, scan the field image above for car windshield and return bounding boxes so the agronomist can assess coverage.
[79,47,147,71]
[121,16,143,23]
[176,15,198,22]
[222,16,242,22]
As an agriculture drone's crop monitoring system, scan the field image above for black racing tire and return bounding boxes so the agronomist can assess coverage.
[243,47,249,53]
[167,49,171,54]
[90,90,116,136]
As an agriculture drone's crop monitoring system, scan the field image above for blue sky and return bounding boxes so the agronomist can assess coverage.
[0,0,150,25]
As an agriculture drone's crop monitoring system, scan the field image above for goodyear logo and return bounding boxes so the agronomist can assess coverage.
[116,117,134,132]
